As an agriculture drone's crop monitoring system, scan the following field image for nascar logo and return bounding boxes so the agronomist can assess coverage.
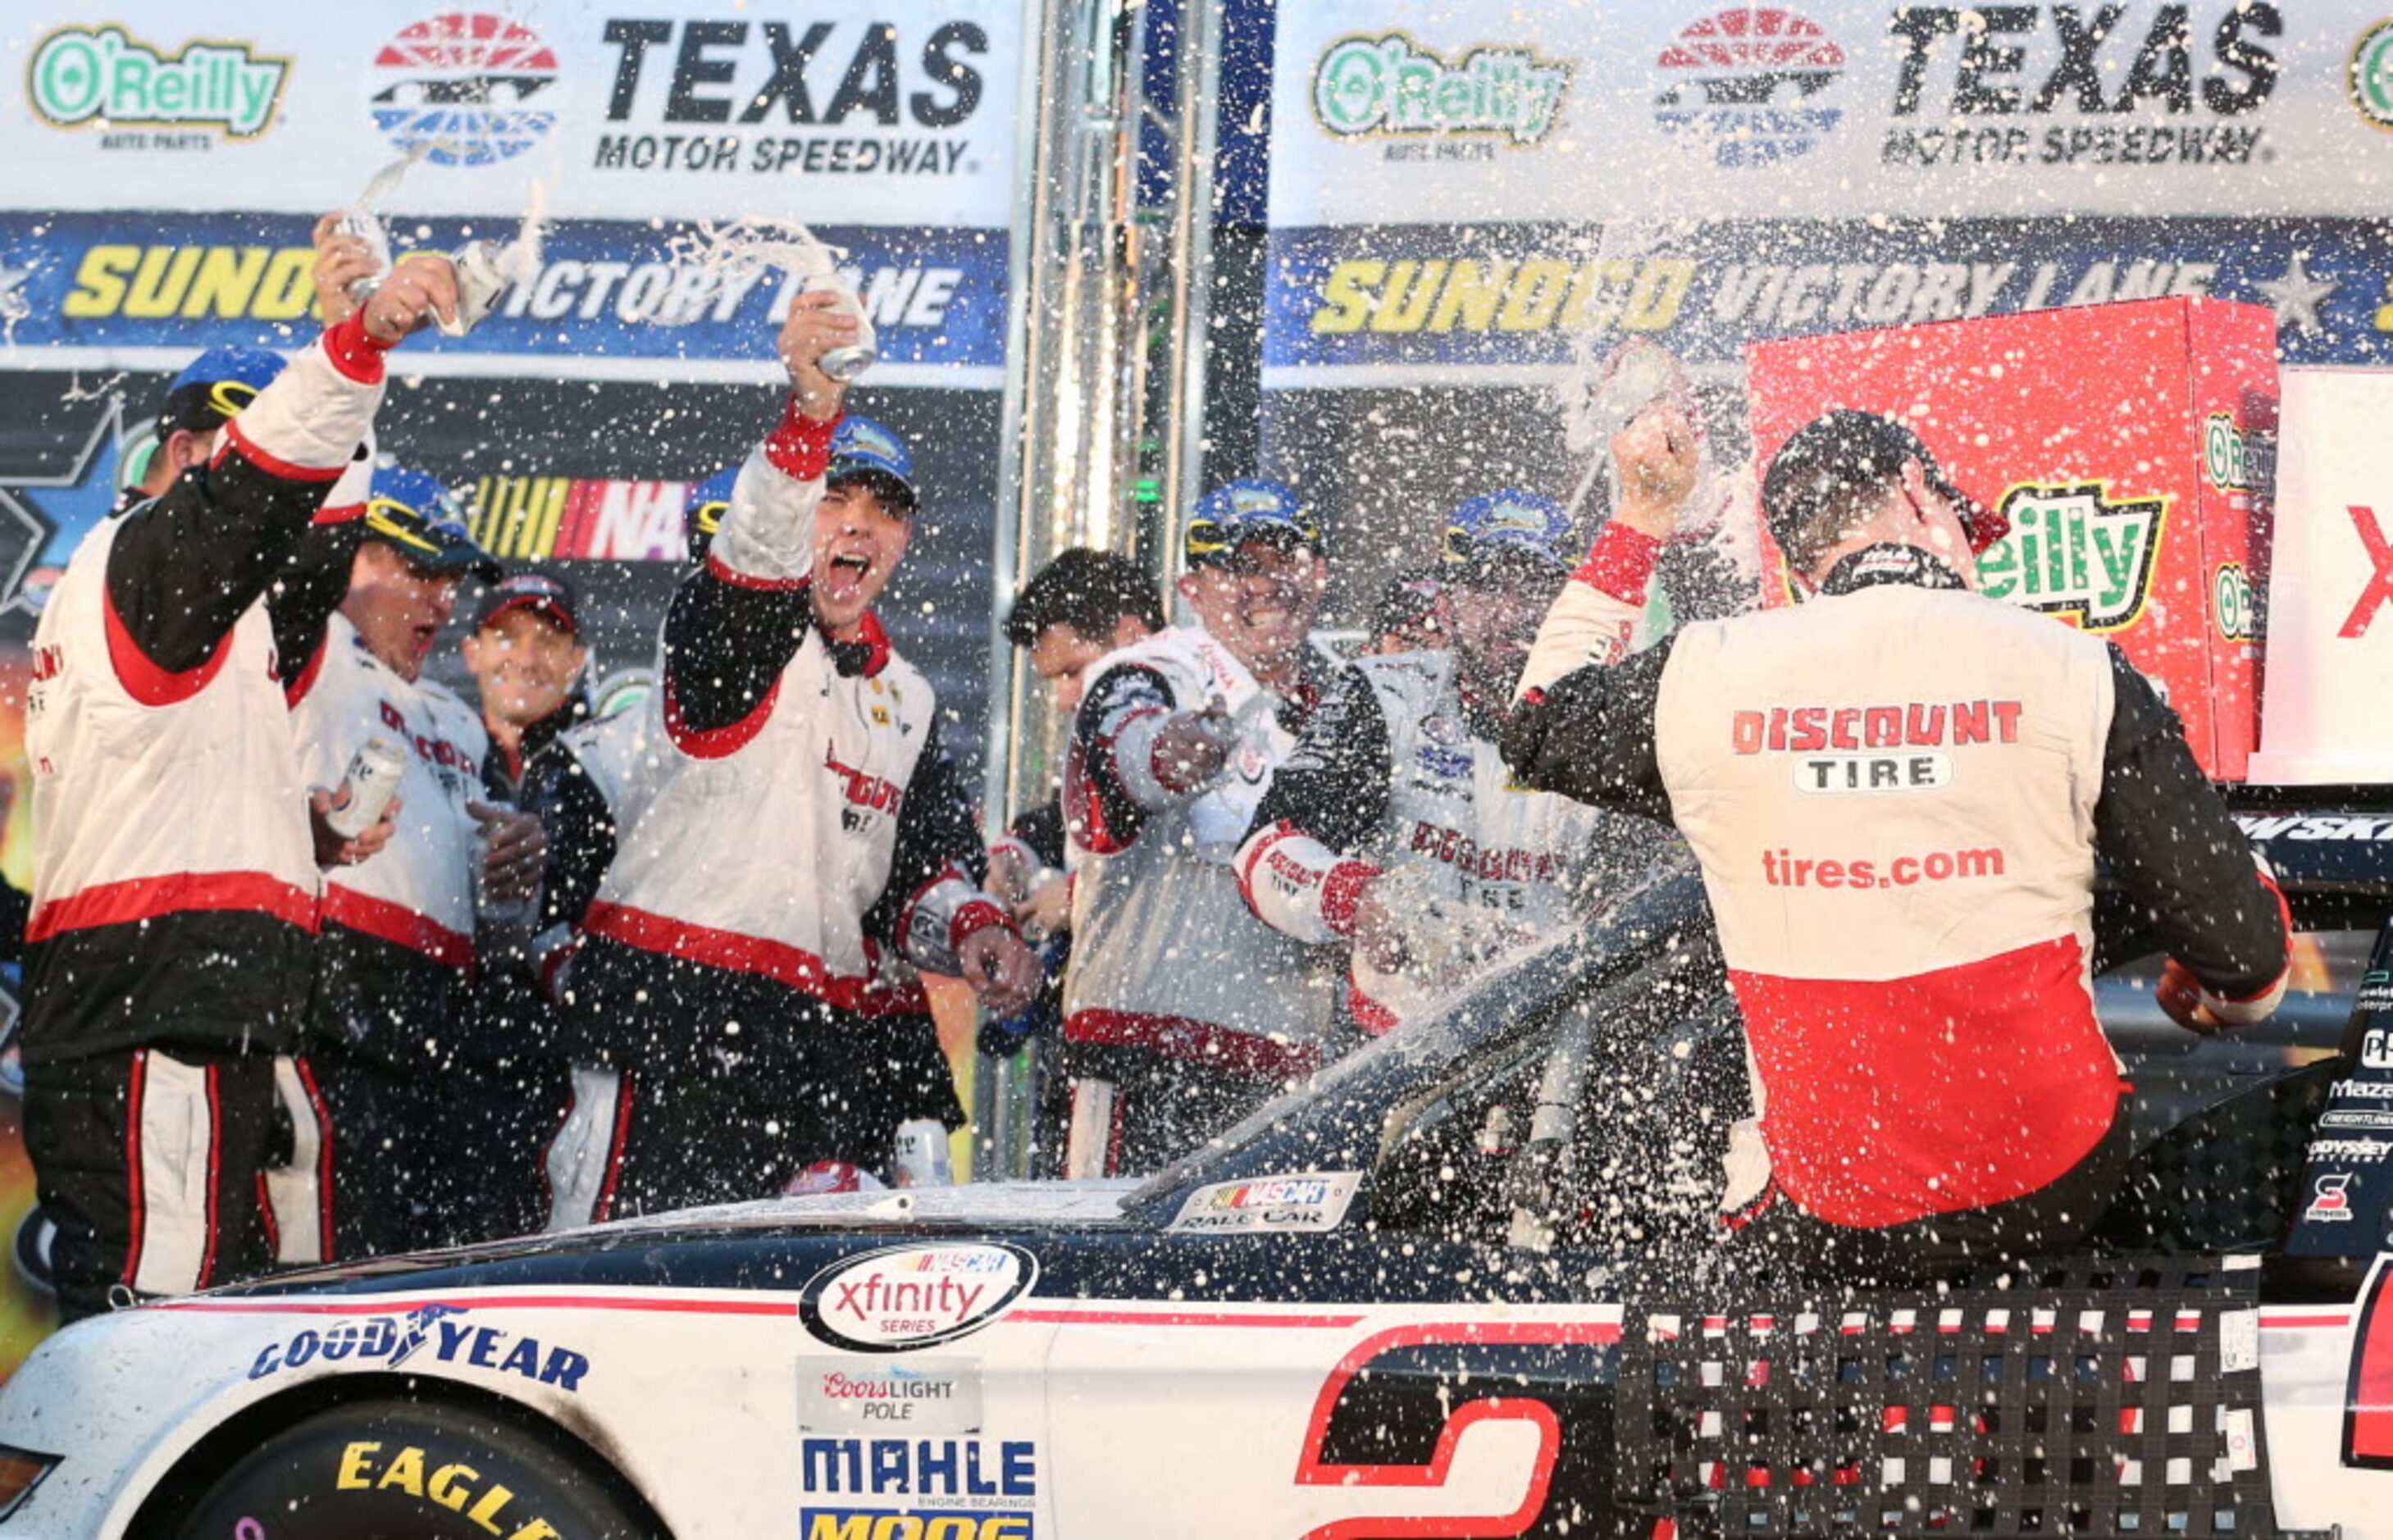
[370,12,559,166]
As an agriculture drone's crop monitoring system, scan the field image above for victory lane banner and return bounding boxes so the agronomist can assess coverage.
[0,212,1008,386]
[1261,214,2393,384]
[4,2,1022,228]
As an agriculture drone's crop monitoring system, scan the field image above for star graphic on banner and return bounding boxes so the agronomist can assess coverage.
[0,397,129,613]
[2254,253,2339,336]
[0,264,30,329]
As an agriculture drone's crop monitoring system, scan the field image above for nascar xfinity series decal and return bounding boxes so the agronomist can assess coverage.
[800,1242,1038,1354]
[1167,1173,1362,1234]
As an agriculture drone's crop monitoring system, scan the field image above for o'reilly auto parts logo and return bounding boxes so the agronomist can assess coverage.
[1311,33,1571,150]
[800,1242,1037,1354]
[1652,7,1846,169]
[2352,18,2393,130]
[370,13,559,167]
[1885,2,2281,170]
[29,25,289,140]
[1976,483,2168,632]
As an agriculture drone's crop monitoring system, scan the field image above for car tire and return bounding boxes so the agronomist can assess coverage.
[164,1396,656,1539]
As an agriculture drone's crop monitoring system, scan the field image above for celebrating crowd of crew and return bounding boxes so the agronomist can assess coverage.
[21,229,2300,1323]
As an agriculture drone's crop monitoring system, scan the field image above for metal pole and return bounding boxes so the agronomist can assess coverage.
[1160,0,1224,591]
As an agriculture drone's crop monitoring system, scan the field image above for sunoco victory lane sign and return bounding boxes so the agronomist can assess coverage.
[1263,0,2393,383]
[0,0,1021,381]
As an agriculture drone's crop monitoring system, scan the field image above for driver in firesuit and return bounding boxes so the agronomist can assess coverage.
[1501,403,2293,1279]
[1236,492,1666,1032]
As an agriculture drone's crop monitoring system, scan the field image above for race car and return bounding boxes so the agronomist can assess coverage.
[0,795,2382,1539]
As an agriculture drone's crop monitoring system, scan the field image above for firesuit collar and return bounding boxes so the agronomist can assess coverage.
[1816,542,1971,599]
[822,607,892,678]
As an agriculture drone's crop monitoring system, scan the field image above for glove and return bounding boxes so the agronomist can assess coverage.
[2155,957,2286,1035]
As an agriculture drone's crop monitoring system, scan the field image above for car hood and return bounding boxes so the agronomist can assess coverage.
[201,1179,1147,1298]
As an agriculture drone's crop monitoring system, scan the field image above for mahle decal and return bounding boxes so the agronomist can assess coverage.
[30,26,290,139]
[1312,34,1571,146]
[1976,483,2168,631]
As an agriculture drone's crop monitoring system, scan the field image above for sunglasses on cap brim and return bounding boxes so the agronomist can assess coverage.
[1442,527,1566,576]
[207,380,260,419]
[1186,518,1320,564]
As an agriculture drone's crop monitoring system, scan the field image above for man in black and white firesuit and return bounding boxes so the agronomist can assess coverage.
[280,468,548,1260]
[1061,480,1343,1178]
[1502,404,2292,1278]
[1238,493,1666,1032]
[22,260,455,1322]
[520,478,707,1227]
[556,298,1036,1218]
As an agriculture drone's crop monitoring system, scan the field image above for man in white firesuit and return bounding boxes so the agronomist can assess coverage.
[556,298,1036,1218]
[1237,492,1666,1031]
[1060,480,1342,1178]
[280,468,546,1260]
[1502,404,2292,1278]
[24,259,454,1321]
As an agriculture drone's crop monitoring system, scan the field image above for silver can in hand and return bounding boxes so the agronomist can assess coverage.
[322,736,408,840]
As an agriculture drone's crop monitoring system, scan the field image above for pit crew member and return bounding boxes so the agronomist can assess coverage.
[111,346,289,515]
[1502,404,2294,1277]
[558,299,1036,1216]
[1061,481,1342,1178]
[283,470,548,1259]
[452,570,590,1242]
[988,549,1167,1173]
[22,259,455,1321]
[526,473,713,1227]
[1238,493,1666,1031]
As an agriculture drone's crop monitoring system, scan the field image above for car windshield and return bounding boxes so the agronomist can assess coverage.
[1124,863,1720,1219]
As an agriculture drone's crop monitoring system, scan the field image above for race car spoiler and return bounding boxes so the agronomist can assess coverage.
[2226,786,2393,934]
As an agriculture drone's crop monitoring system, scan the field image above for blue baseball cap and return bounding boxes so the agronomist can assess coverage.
[684,464,740,562]
[827,416,918,515]
[1185,477,1322,568]
[157,344,285,434]
[1444,490,1571,578]
[363,465,501,582]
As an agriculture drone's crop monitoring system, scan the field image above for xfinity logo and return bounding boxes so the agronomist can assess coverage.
[800,1243,1037,1354]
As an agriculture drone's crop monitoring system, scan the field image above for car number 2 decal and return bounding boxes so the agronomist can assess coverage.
[1293,1321,1620,1539]
[2349,1260,2393,1467]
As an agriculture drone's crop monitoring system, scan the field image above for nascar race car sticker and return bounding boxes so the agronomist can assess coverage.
[1167,1172,1361,1234]
[800,1360,985,1435]
[800,1242,1038,1354]
[246,1303,591,1391]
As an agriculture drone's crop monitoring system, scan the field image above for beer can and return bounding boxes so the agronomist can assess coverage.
[334,208,394,307]
[439,239,512,338]
[475,796,538,934]
[890,1118,953,1187]
[817,282,878,383]
[322,736,407,840]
